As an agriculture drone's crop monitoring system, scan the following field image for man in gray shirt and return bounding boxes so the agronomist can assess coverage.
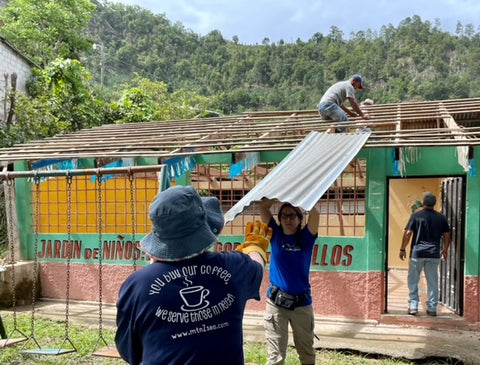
[318,75,370,132]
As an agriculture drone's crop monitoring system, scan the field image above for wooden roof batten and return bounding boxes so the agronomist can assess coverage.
[439,103,469,139]
[0,97,480,167]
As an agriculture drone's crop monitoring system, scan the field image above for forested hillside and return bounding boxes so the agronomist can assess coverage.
[1,0,480,122]
[82,1,480,112]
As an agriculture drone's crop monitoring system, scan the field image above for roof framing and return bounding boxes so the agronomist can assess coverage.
[1,97,480,167]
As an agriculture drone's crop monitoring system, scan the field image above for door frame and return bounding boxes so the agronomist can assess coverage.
[385,175,465,315]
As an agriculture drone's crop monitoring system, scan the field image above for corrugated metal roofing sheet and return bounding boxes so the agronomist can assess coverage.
[223,131,370,223]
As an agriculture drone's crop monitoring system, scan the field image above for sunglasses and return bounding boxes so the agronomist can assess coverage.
[280,213,298,220]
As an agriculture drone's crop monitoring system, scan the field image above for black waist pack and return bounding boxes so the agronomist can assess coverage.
[269,285,306,310]
[275,290,296,310]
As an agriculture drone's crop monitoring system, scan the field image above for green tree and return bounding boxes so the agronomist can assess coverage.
[0,0,96,67]
[1,58,103,147]
[108,76,216,123]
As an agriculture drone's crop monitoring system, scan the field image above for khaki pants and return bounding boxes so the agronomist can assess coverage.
[264,298,315,365]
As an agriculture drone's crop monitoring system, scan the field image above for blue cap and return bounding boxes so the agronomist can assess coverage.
[352,74,365,89]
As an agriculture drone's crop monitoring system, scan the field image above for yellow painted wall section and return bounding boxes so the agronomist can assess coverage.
[35,176,159,234]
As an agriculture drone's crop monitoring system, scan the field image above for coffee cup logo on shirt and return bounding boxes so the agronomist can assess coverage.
[150,265,237,326]
[180,285,210,311]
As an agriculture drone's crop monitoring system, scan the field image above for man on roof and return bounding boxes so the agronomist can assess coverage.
[317,75,371,133]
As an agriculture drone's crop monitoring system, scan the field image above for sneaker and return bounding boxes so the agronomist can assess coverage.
[408,308,418,315]
[426,310,437,317]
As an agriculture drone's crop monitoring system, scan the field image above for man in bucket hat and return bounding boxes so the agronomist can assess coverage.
[317,74,370,133]
[115,185,272,365]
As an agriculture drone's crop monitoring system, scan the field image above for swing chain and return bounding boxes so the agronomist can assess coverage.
[92,172,111,353]
[2,175,28,344]
[27,174,41,345]
[128,171,137,271]
[64,174,73,339]
[97,174,104,337]
[6,177,18,326]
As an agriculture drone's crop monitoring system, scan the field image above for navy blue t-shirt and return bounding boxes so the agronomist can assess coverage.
[405,209,450,258]
[115,251,263,365]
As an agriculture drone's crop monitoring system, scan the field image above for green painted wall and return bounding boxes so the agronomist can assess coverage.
[13,147,480,279]
[30,234,243,265]
[364,148,389,272]
[31,231,368,272]
[217,235,366,272]
[465,147,480,276]
[14,161,33,261]
[394,147,467,176]
[194,154,231,164]
[192,150,290,165]
[259,150,290,163]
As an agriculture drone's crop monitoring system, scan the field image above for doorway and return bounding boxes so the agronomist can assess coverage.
[386,176,465,316]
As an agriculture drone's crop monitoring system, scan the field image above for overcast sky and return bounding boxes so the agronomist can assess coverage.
[110,0,480,44]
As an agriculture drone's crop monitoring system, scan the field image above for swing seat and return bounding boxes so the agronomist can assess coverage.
[0,337,27,348]
[92,345,120,358]
[21,336,77,355]
[21,347,76,355]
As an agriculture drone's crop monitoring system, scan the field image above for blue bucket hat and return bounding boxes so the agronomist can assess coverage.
[141,185,224,261]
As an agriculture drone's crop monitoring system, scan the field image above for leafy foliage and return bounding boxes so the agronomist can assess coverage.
[6,58,103,144]
[0,0,96,67]
[107,75,215,123]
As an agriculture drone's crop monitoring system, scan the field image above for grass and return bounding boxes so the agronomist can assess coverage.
[0,313,122,365]
[0,313,461,365]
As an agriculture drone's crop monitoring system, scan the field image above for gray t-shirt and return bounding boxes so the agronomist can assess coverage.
[319,80,355,106]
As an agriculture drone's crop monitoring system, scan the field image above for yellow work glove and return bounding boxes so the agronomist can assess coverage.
[235,221,273,263]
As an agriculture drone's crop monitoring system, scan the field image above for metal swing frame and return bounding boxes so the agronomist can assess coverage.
[0,165,166,356]
[21,173,77,355]
[92,169,140,358]
[0,177,28,348]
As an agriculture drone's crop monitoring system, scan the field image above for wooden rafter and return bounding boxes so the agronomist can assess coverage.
[0,97,480,166]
